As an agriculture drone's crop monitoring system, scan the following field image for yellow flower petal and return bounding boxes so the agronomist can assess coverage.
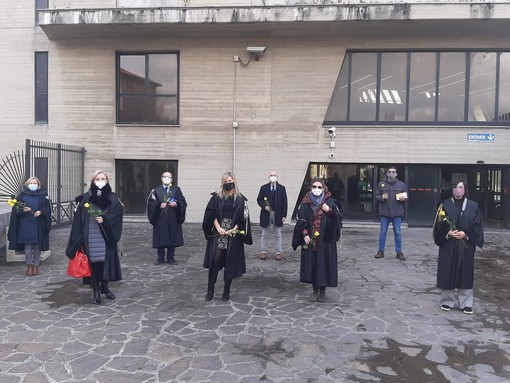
[84,203,90,208]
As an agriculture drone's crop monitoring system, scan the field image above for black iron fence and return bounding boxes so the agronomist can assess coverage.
[0,139,85,225]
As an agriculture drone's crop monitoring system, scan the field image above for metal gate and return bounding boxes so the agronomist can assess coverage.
[0,139,85,225]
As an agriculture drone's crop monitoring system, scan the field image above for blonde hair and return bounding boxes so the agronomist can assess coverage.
[90,170,109,184]
[24,177,41,188]
[218,172,240,199]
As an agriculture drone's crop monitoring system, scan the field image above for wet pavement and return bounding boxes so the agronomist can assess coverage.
[0,221,509,383]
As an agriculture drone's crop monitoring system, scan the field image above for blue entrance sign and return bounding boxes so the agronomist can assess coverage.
[467,133,495,142]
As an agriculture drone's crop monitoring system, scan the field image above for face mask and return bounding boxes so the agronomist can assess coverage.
[312,188,323,197]
[452,187,465,199]
[387,171,397,180]
[28,184,38,191]
[162,177,172,185]
[95,181,107,189]
[269,176,277,183]
[223,182,235,191]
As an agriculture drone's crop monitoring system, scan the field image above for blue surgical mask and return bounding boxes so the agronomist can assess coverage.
[28,184,38,191]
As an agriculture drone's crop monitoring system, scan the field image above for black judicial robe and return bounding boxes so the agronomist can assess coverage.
[292,192,343,287]
[434,198,484,290]
[146,185,187,248]
[66,189,124,283]
[202,193,253,281]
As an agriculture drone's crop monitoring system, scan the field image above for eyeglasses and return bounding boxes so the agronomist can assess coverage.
[312,185,323,189]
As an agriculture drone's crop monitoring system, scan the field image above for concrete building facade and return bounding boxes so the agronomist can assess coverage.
[1,0,509,227]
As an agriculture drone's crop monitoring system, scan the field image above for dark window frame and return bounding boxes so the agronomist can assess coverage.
[35,51,48,124]
[116,51,180,126]
[324,49,510,127]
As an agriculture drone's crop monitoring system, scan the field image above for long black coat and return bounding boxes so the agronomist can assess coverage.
[66,189,124,283]
[256,182,288,228]
[8,186,52,252]
[292,192,343,287]
[202,193,253,281]
[434,198,484,290]
[146,184,187,248]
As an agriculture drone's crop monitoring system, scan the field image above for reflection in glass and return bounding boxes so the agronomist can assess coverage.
[119,55,146,94]
[379,53,407,121]
[349,53,377,121]
[118,96,178,124]
[438,52,466,121]
[324,54,349,122]
[468,52,496,122]
[409,52,436,121]
[35,52,48,124]
[148,54,178,94]
[498,53,510,122]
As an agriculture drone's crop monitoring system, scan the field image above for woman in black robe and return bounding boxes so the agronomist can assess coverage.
[433,181,484,314]
[292,177,343,302]
[202,172,252,302]
[7,177,51,276]
[66,170,124,305]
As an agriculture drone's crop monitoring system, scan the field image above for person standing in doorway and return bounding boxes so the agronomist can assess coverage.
[433,181,484,315]
[147,171,187,265]
[375,166,408,260]
[202,172,252,302]
[256,170,288,260]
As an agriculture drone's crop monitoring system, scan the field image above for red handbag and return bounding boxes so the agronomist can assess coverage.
[67,247,91,278]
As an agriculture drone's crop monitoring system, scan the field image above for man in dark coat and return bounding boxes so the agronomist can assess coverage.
[433,181,484,315]
[292,177,343,302]
[146,172,187,265]
[374,166,408,260]
[256,170,288,260]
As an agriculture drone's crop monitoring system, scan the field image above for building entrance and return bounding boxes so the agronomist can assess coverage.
[294,162,508,229]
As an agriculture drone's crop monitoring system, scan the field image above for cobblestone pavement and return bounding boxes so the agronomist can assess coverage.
[0,221,510,383]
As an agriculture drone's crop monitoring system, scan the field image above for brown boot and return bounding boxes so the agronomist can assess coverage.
[26,265,33,276]
[32,265,39,276]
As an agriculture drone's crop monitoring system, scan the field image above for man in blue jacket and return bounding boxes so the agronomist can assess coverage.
[256,171,288,260]
[374,166,408,260]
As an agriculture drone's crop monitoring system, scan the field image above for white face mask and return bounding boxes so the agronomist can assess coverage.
[162,177,172,185]
[269,176,277,183]
[28,184,38,191]
[95,181,107,189]
[312,188,323,197]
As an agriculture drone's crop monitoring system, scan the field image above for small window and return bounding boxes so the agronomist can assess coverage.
[116,53,179,125]
[35,52,48,124]
[35,0,48,26]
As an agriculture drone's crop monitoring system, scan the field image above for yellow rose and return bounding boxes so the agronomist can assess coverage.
[264,197,268,201]
[84,202,90,208]
[439,210,446,218]
[314,231,320,237]
[381,184,385,188]
[240,230,245,235]
[12,199,17,203]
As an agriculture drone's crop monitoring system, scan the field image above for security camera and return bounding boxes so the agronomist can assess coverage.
[247,46,268,54]
[328,127,336,138]
[329,153,336,159]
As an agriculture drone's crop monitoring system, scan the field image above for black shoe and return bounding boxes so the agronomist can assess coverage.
[375,251,384,259]
[396,252,406,260]
[205,288,214,302]
[167,259,177,265]
[463,307,473,315]
[318,287,326,302]
[440,304,451,312]
[93,290,101,305]
[100,284,116,299]
[155,259,164,265]
[222,291,230,301]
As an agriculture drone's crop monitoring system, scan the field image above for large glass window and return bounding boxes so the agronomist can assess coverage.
[379,53,407,121]
[35,52,48,124]
[35,0,48,26]
[349,53,377,121]
[117,53,179,125]
[408,52,436,121]
[324,50,510,126]
[498,53,510,122]
[468,52,497,122]
[438,52,466,122]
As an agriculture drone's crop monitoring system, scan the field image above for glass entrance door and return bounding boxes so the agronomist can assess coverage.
[407,165,440,226]
[116,159,178,214]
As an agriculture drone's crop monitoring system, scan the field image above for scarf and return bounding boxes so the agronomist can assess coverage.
[310,192,325,214]
[89,183,112,210]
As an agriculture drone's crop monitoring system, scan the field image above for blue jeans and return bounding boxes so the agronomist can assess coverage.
[378,216,402,253]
